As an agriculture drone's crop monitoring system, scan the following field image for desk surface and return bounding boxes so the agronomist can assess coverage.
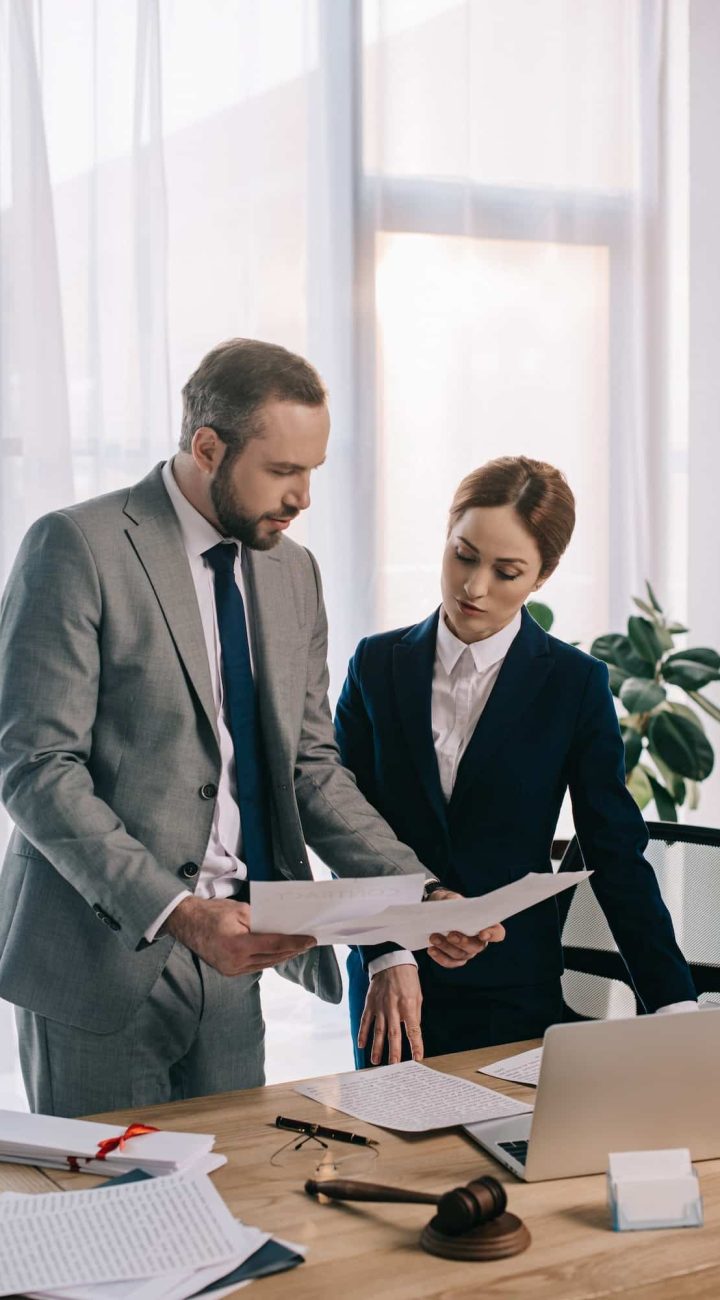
[5,1041,720,1300]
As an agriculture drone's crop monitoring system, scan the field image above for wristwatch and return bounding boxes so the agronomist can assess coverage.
[422,878,445,901]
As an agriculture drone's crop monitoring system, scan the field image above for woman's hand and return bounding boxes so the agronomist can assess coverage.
[426,887,506,968]
[358,965,424,1065]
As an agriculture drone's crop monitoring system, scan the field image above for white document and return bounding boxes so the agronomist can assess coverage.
[261,869,590,948]
[24,1225,305,1300]
[26,1253,252,1300]
[26,1237,264,1300]
[0,1110,215,1176]
[0,1173,249,1297]
[478,1046,543,1087]
[295,1060,533,1132]
[250,873,425,938]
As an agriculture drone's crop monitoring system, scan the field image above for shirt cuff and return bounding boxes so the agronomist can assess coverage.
[144,891,192,943]
[654,1001,699,1014]
[368,950,418,977]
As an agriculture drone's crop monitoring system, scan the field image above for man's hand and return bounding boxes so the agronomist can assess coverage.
[426,888,506,969]
[358,965,424,1065]
[162,897,315,976]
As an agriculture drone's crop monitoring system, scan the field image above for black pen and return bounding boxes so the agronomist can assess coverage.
[275,1115,377,1147]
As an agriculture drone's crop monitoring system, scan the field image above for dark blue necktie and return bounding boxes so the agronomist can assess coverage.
[204,542,273,881]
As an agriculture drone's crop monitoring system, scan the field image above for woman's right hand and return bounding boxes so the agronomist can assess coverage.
[358,965,424,1065]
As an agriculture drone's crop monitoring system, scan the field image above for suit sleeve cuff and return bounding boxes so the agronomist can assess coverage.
[654,1001,699,1014]
[144,891,191,943]
[368,950,418,977]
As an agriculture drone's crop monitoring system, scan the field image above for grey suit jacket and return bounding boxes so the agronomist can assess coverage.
[0,464,426,1032]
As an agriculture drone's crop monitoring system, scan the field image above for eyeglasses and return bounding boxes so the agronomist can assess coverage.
[269,1119,379,1178]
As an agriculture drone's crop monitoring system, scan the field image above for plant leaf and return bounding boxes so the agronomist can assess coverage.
[661,659,720,691]
[627,615,662,666]
[526,600,554,632]
[664,647,720,670]
[646,774,678,822]
[591,634,654,678]
[667,700,706,733]
[626,765,653,810]
[608,666,630,697]
[591,633,627,664]
[666,622,690,634]
[656,624,674,653]
[686,779,700,811]
[632,596,658,619]
[648,712,715,781]
[688,691,720,725]
[645,580,663,613]
[619,678,666,713]
[622,729,643,774]
[648,748,687,804]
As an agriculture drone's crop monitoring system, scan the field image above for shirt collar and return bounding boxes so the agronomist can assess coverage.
[161,457,240,561]
[436,608,522,675]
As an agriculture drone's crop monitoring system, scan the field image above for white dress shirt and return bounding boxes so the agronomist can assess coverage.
[144,458,255,941]
[369,609,697,1014]
[368,611,521,977]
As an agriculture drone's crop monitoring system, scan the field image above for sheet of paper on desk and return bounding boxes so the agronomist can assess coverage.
[250,872,426,938]
[295,1060,533,1132]
[478,1046,543,1087]
[0,1172,252,1298]
[20,1170,304,1300]
[301,869,592,948]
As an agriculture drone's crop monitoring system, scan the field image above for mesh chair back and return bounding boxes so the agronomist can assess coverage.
[558,821,720,1020]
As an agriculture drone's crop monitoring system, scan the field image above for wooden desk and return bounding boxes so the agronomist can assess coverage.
[5,1041,720,1300]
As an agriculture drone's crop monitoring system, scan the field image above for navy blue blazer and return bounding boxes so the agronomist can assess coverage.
[335,606,695,1011]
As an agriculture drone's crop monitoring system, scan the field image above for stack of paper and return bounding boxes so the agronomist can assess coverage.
[252,869,592,949]
[295,1060,534,1132]
[0,1111,218,1178]
[0,1169,304,1300]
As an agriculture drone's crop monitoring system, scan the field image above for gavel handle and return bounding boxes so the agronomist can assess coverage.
[305,1177,438,1205]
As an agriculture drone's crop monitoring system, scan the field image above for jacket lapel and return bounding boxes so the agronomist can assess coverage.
[393,610,448,834]
[450,606,554,811]
[123,465,219,747]
[242,546,303,770]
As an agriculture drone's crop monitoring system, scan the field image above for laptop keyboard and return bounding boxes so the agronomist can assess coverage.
[498,1140,529,1166]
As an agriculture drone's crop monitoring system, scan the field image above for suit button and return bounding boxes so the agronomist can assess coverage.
[180,861,199,879]
[199,783,218,800]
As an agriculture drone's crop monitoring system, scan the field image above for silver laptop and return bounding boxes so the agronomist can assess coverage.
[465,1011,720,1181]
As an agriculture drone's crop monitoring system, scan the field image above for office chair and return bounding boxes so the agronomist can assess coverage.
[556,821,720,1020]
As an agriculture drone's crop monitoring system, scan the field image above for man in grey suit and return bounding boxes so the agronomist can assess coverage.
[0,339,497,1116]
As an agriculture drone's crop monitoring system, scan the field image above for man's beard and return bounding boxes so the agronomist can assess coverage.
[210,457,296,551]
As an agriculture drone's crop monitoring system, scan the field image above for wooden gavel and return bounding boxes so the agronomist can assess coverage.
[305,1175,530,1261]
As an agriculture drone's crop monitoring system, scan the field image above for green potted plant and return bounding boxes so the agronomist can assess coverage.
[527,585,719,821]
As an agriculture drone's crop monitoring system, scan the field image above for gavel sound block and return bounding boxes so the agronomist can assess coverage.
[305,1174,531,1261]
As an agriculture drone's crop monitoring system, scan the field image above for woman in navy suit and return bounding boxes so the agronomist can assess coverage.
[335,456,696,1067]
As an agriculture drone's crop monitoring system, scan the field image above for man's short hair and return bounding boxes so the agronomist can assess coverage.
[179,338,327,454]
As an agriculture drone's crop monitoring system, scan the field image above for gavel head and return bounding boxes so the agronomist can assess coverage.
[434,1175,508,1236]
